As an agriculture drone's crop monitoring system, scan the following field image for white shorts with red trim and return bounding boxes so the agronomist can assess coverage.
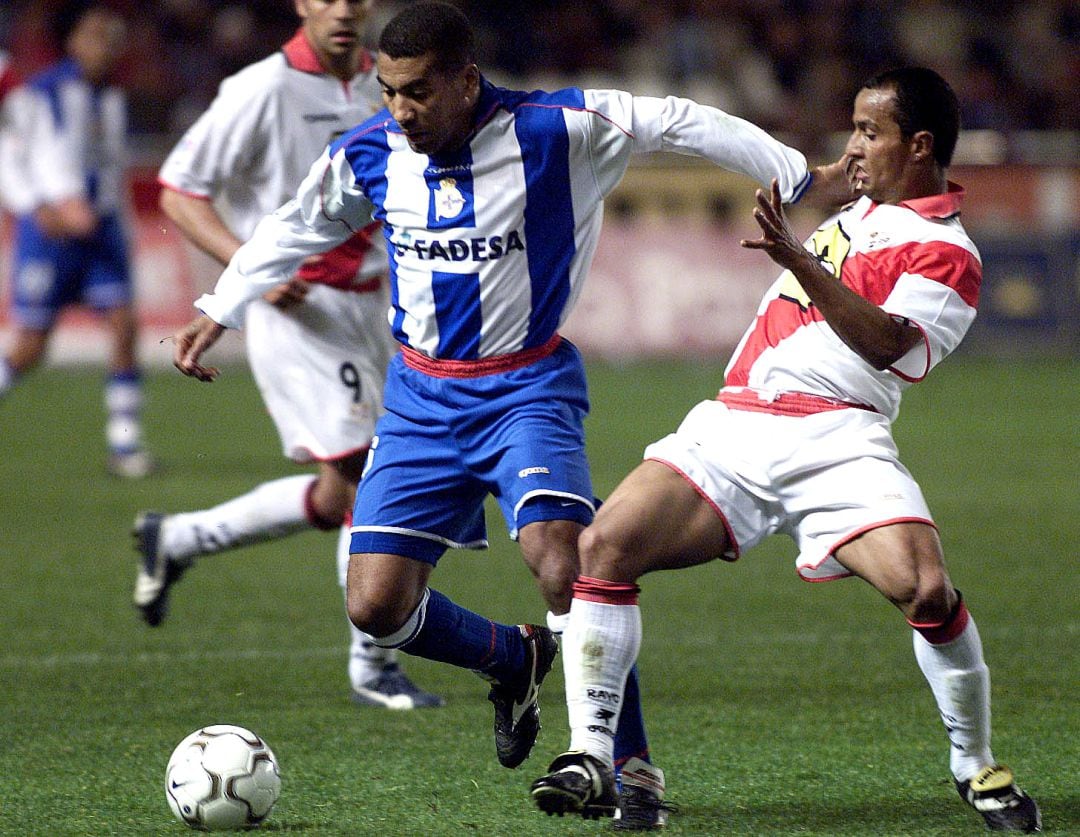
[245,283,398,463]
[643,392,934,581]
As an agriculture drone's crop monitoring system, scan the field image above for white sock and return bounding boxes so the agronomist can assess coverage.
[337,523,393,688]
[913,615,994,781]
[546,609,569,635]
[160,474,315,561]
[105,373,144,454]
[0,358,15,397]
[564,597,640,765]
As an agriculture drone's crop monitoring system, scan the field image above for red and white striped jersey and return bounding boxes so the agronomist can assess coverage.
[724,184,980,421]
[0,51,18,103]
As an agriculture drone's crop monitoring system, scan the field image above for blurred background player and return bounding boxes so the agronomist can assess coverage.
[132,0,442,710]
[0,2,152,478]
[534,67,1040,833]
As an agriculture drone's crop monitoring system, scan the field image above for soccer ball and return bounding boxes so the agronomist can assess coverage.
[165,724,281,831]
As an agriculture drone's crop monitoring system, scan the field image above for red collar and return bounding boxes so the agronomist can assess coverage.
[898,181,965,220]
[281,28,372,77]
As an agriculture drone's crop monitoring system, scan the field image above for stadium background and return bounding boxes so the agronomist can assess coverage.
[0,0,1076,363]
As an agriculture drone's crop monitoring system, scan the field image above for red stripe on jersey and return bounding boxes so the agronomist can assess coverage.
[572,576,640,605]
[726,237,979,387]
[725,296,823,387]
[843,239,981,308]
[295,223,380,291]
[0,64,20,103]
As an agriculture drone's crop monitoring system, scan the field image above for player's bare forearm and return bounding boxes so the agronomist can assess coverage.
[742,180,918,369]
[262,277,312,308]
[173,314,225,382]
[802,157,857,210]
[159,188,242,267]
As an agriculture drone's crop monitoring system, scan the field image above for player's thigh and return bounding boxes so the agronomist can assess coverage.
[833,521,953,612]
[581,459,733,582]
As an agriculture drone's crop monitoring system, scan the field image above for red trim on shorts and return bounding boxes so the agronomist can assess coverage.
[573,576,640,605]
[401,334,562,378]
[645,458,740,562]
[717,387,877,417]
[303,478,344,531]
[909,597,970,644]
[798,516,937,582]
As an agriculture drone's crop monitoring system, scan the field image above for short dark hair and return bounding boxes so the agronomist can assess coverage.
[52,1,121,46]
[862,67,961,168]
[378,1,475,72]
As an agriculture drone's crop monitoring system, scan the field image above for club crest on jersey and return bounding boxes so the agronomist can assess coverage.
[778,220,851,310]
[426,166,475,229]
[434,178,465,220]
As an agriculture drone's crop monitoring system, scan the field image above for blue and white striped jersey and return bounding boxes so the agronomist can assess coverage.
[199,80,810,360]
[1,57,126,217]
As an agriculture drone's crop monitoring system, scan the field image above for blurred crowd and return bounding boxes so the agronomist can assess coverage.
[2,0,1077,157]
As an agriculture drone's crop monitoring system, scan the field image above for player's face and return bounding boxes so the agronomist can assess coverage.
[296,0,371,62]
[843,87,916,205]
[377,51,479,156]
[67,8,126,84]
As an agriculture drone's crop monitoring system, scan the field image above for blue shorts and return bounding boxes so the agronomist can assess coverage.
[10,213,132,329]
[350,339,595,564]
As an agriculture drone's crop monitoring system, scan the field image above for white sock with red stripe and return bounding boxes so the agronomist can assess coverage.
[336,515,394,687]
[910,596,994,782]
[564,576,641,766]
[158,474,319,560]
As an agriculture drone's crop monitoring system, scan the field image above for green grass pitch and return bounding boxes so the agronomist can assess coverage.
[0,356,1076,835]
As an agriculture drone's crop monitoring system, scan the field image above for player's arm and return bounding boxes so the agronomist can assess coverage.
[14,88,98,237]
[608,92,811,202]
[159,187,242,266]
[801,156,858,211]
[742,180,921,369]
[189,147,373,331]
[160,184,312,308]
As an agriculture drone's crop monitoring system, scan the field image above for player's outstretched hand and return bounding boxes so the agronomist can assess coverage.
[173,314,225,382]
[740,179,810,274]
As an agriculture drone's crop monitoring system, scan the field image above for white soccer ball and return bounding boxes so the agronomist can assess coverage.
[165,724,281,831]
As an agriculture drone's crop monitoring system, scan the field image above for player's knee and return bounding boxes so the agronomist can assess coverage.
[530,553,579,612]
[577,520,632,579]
[907,576,955,625]
[346,590,407,637]
[306,476,351,530]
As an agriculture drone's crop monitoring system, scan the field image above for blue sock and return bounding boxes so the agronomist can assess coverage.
[614,664,651,773]
[397,588,526,683]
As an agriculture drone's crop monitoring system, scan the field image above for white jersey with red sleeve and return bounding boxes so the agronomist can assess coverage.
[157,30,386,286]
[724,184,980,421]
